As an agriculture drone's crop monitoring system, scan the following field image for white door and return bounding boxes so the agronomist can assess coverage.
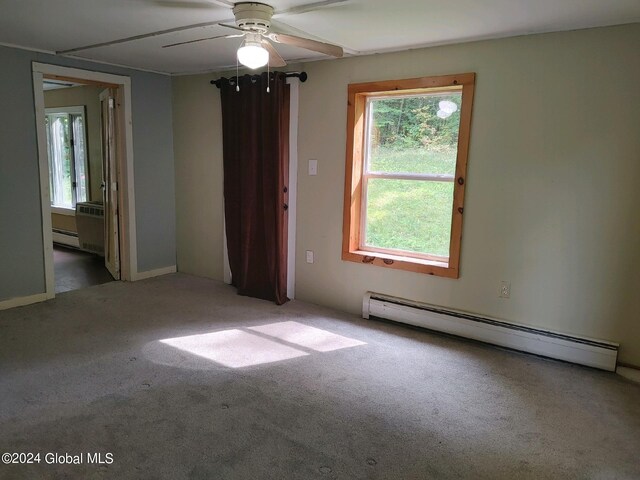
[100,88,120,280]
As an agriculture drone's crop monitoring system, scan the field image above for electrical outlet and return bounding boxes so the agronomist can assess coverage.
[305,250,314,264]
[499,281,511,298]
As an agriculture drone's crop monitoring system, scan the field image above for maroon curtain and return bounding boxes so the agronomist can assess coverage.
[220,72,290,305]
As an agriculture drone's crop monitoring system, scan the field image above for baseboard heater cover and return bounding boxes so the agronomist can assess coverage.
[52,230,80,248]
[363,292,618,371]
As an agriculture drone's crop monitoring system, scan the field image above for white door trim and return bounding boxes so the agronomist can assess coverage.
[285,77,299,299]
[32,62,138,299]
[32,70,56,299]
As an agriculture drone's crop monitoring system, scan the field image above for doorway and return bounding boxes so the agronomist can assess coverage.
[221,75,299,300]
[32,63,138,298]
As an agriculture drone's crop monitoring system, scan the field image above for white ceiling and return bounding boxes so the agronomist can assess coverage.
[1,0,638,75]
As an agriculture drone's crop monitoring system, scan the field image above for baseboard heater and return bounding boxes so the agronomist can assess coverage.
[76,201,104,255]
[52,229,80,248]
[363,292,618,371]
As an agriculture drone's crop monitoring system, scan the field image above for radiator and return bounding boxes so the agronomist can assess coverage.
[75,201,105,255]
[363,292,618,371]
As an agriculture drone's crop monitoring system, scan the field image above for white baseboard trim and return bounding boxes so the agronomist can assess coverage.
[52,231,80,248]
[363,292,619,372]
[131,265,177,281]
[617,366,640,384]
[0,292,52,311]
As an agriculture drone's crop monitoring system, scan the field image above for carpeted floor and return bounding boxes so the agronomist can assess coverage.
[0,273,638,479]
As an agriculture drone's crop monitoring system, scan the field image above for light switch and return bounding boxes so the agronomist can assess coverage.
[305,250,314,264]
[308,159,318,176]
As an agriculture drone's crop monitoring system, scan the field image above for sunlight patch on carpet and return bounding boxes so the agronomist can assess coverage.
[160,329,308,368]
[248,321,367,352]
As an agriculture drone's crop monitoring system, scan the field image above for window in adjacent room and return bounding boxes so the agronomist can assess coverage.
[342,73,475,277]
[45,106,89,211]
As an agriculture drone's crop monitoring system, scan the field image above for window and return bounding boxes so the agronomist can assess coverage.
[45,106,89,211]
[342,73,475,277]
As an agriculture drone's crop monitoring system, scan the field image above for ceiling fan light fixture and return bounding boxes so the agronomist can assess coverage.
[237,40,269,69]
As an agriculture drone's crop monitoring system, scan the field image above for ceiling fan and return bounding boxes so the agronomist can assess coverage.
[161,2,345,69]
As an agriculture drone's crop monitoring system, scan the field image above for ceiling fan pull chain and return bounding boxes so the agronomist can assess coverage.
[267,60,270,93]
[236,56,240,92]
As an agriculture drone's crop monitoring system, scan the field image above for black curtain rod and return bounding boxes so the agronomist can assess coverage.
[210,71,307,88]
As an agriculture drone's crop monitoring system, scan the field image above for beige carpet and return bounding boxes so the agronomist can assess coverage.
[0,273,638,479]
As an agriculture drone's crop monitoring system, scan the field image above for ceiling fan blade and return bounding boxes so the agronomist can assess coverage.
[261,40,287,67]
[219,23,245,32]
[162,33,243,48]
[57,18,235,54]
[273,0,349,17]
[268,32,343,58]
[208,0,235,8]
[153,1,225,9]
[204,0,234,6]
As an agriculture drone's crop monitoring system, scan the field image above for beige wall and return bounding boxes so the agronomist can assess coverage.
[44,85,103,202]
[172,76,225,278]
[172,24,640,365]
[51,212,77,233]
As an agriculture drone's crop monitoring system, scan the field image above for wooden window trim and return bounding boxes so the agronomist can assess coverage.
[342,73,475,278]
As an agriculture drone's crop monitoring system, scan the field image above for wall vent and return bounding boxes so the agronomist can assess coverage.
[75,201,105,256]
[363,292,618,371]
[77,204,104,217]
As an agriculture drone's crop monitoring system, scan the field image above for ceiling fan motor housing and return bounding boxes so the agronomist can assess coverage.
[233,2,274,33]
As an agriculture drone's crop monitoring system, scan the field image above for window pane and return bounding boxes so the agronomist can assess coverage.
[72,115,88,203]
[364,178,453,257]
[367,93,461,175]
[46,116,54,197]
[48,114,73,209]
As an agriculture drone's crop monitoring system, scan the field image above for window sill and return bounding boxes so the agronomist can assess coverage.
[342,249,459,278]
[51,206,75,216]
